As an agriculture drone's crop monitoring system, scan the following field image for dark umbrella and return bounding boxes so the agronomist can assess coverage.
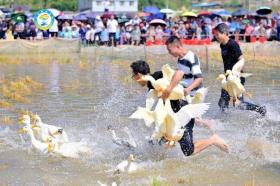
[73,14,88,21]
[143,6,160,14]
[256,7,272,15]
[58,14,73,20]
[85,12,98,19]
[232,9,248,17]
[214,10,232,17]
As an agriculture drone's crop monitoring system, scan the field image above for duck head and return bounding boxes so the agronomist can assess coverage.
[216,74,226,81]
[225,70,233,77]
[33,114,42,127]
[18,115,31,126]
[128,154,135,162]
[18,125,31,134]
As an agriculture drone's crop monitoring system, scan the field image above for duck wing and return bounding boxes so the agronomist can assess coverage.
[161,64,175,81]
[176,103,210,127]
[129,107,155,127]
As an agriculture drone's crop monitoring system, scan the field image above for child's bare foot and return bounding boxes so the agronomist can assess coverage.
[211,134,229,153]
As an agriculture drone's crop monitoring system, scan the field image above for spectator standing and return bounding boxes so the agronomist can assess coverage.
[107,15,118,47]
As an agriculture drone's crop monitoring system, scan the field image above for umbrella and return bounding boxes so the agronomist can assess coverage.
[181,11,197,17]
[198,11,212,17]
[47,8,61,17]
[138,12,150,17]
[150,19,166,26]
[214,10,232,17]
[73,14,88,21]
[11,12,26,23]
[118,15,128,24]
[58,14,73,20]
[256,6,272,15]
[0,10,3,17]
[143,6,160,14]
[192,2,219,8]
[85,12,98,19]
[160,8,174,14]
[232,9,248,17]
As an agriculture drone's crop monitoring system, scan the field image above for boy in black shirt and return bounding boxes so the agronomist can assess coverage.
[214,23,266,116]
[130,60,229,156]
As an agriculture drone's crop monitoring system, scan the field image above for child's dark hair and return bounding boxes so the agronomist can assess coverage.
[214,23,229,35]
[130,60,150,75]
[165,36,182,46]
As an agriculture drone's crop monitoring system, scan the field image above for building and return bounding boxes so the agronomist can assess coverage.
[78,0,138,13]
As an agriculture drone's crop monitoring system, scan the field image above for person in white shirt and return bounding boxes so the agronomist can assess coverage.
[94,16,104,44]
[107,15,118,47]
[49,19,58,37]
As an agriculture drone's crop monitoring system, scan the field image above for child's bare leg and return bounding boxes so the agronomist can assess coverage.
[195,118,215,130]
[193,134,229,155]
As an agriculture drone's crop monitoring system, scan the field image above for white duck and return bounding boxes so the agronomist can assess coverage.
[216,73,245,106]
[185,87,208,104]
[19,115,41,140]
[139,64,185,100]
[18,125,52,154]
[114,154,139,174]
[129,89,159,127]
[108,126,137,148]
[152,99,210,145]
[33,114,69,143]
[47,137,91,159]
[97,181,117,186]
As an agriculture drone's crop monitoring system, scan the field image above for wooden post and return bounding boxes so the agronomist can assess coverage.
[144,43,147,62]
[253,44,256,63]
[205,45,209,71]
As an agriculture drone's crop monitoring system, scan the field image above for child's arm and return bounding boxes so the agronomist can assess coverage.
[162,70,184,100]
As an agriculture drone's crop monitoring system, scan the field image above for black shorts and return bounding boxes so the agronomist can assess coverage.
[178,118,195,156]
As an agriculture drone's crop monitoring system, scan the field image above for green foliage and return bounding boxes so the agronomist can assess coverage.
[0,0,77,11]
[138,0,191,11]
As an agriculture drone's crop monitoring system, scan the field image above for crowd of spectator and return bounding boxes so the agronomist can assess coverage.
[0,10,280,46]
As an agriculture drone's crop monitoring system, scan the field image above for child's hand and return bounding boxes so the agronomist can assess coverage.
[161,88,171,100]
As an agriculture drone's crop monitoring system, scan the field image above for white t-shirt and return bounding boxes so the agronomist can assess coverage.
[107,19,118,33]
[177,51,203,95]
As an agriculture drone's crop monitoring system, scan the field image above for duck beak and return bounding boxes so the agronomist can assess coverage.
[18,119,24,124]
[18,128,25,134]
[31,124,38,128]
[48,143,53,153]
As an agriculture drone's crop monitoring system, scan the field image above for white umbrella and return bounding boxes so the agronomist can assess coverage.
[160,9,174,14]
[47,8,61,17]
[150,19,166,26]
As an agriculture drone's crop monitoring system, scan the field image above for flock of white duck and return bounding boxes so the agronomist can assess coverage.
[18,114,91,159]
[15,61,251,185]
[130,60,251,150]
[130,64,210,146]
